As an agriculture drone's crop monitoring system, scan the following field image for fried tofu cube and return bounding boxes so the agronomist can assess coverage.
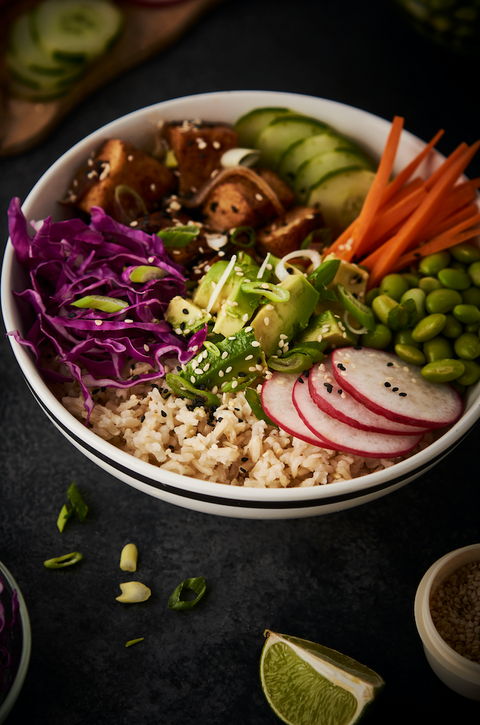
[163,121,238,196]
[256,168,295,209]
[133,209,208,268]
[256,206,324,257]
[68,139,176,219]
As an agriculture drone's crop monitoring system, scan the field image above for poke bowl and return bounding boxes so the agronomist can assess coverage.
[2,90,480,519]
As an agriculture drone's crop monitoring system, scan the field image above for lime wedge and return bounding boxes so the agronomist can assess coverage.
[260,631,385,725]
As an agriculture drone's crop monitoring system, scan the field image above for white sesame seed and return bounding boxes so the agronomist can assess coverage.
[225,366,233,373]
[221,351,228,359]
[95,320,103,326]
[218,370,224,377]
[251,341,260,347]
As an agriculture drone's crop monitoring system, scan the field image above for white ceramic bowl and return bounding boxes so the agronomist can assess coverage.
[2,90,480,519]
[414,543,480,700]
[0,561,31,724]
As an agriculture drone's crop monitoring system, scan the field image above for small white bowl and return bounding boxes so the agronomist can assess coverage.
[2,90,480,519]
[414,543,480,700]
[0,561,31,724]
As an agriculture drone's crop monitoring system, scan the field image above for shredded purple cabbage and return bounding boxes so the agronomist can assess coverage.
[0,574,19,693]
[7,198,207,419]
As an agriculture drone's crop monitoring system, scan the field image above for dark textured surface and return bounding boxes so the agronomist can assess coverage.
[1,0,480,723]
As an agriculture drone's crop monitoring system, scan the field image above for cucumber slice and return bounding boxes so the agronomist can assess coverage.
[307,168,376,237]
[6,51,83,97]
[293,149,375,203]
[278,131,359,182]
[256,115,331,169]
[31,0,124,63]
[234,107,294,148]
[8,13,81,76]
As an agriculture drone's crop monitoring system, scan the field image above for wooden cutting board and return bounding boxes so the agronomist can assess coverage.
[0,0,223,157]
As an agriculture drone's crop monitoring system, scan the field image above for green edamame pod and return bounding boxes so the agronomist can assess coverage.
[379,273,409,302]
[394,329,422,348]
[412,313,446,343]
[462,286,480,307]
[365,287,379,306]
[423,336,453,363]
[360,323,392,350]
[418,251,451,276]
[400,287,426,325]
[453,304,480,325]
[450,242,480,265]
[465,322,480,334]
[372,294,397,325]
[402,272,421,288]
[454,332,480,361]
[437,267,471,291]
[455,359,480,386]
[442,314,463,339]
[426,288,463,314]
[421,358,465,383]
[468,261,480,287]
[395,343,426,366]
[419,276,443,294]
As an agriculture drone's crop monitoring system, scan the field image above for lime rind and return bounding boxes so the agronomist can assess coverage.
[260,631,385,725]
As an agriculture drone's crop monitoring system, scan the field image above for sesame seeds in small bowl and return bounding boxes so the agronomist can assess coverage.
[414,543,480,700]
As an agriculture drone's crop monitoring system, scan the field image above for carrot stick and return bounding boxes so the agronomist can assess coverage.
[424,142,469,190]
[367,140,480,287]
[337,116,404,261]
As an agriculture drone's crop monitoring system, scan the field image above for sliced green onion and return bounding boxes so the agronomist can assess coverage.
[125,638,144,648]
[240,281,290,303]
[44,552,83,569]
[71,294,128,313]
[337,283,375,331]
[342,310,368,336]
[57,503,73,533]
[307,258,341,289]
[114,185,147,224]
[164,149,178,168]
[230,226,256,248]
[166,373,219,409]
[267,352,314,374]
[129,265,167,283]
[168,576,206,610]
[220,147,261,168]
[244,388,278,428]
[157,225,200,248]
[275,249,322,281]
[116,582,151,603]
[120,543,138,572]
[67,481,88,522]
[203,341,221,357]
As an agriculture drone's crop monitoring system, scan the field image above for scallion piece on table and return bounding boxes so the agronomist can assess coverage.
[168,577,206,610]
[125,638,144,648]
[44,552,83,569]
[57,503,73,532]
[67,481,88,521]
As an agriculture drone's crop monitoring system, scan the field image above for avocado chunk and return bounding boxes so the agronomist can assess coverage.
[251,273,320,357]
[296,309,357,348]
[213,262,270,337]
[314,253,369,316]
[180,327,266,392]
[165,296,212,335]
[193,260,236,313]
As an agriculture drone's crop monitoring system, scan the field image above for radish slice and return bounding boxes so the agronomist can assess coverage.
[309,358,429,435]
[331,347,463,429]
[261,373,328,446]
[293,376,424,458]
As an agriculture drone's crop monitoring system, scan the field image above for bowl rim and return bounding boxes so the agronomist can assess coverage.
[414,543,480,680]
[0,560,31,724]
[2,89,480,512]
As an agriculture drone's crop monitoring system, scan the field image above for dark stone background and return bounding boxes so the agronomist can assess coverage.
[1,1,479,723]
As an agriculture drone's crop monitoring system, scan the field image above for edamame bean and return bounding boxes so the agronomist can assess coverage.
[365,287,379,307]
[394,329,421,348]
[468,261,480,287]
[442,314,463,339]
[400,287,426,324]
[372,294,398,326]
[426,288,463,314]
[412,313,446,343]
[437,267,471,291]
[451,261,467,272]
[465,322,480,334]
[454,332,480,360]
[379,274,409,302]
[423,336,453,363]
[450,242,480,265]
[461,286,480,307]
[419,276,443,294]
[418,251,451,276]
[421,358,465,383]
[395,343,426,366]
[402,272,421,288]
[453,304,480,325]
[455,360,480,386]
[361,323,392,350]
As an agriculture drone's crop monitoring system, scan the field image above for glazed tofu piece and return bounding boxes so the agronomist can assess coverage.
[201,169,294,233]
[163,121,238,196]
[256,206,324,257]
[65,139,176,219]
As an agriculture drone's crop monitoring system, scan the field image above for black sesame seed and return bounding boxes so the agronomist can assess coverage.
[240,467,246,473]
[324,383,333,393]
[161,410,167,418]
[384,382,391,388]
[241,457,248,462]
[354,346,363,350]
[176,365,182,372]
[387,362,394,367]
[231,205,239,213]
[399,392,407,397]
[337,363,346,371]
[297,377,304,383]
[257,358,262,365]
[152,383,159,390]
[182,308,189,315]
[141,415,145,423]
[218,417,223,422]
[68,312,76,319]
[392,387,399,392]
[337,389,342,395]
[132,375,139,381]
[92,388,100,394]
[238,372,246,377]
[180,321,186,331]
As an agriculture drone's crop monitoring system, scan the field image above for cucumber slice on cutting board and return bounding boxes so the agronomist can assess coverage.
[307,168,376,237]
[31,0,124,63]
[293,148,375,203]
[234,107,294,148]
[8,13,80,76]
[255,115,331,169]
[278,130,358,182]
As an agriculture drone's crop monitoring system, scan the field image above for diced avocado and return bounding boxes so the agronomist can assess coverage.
[213,262,271,337]
[314,253,369,316]
[180,327,265,391]
[296,309,357,348]
[193,260,236,313]
[251,273,320,357]
[165,296,212,335]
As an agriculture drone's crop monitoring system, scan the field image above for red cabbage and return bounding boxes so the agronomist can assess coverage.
[7,198,207,420]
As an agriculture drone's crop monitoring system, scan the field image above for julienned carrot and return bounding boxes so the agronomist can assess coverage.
[367,140,480,287]
[424,142,469,190]
[416,180,479,240]
[391,214,480,271]
[329,127,443,260]
[419,203,480,242]
[335,116,404,261]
